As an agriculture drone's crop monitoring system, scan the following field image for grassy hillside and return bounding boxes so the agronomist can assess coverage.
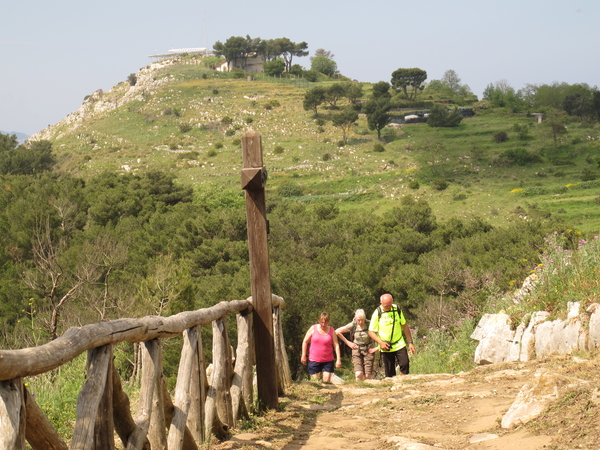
[39,60,600,233]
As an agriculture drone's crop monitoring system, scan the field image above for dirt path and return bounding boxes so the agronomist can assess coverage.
[214,356,600,450]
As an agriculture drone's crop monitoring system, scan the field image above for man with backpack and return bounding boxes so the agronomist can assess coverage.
[368,293,416,377]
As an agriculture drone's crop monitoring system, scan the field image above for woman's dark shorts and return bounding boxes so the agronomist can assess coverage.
[308,360,335,375]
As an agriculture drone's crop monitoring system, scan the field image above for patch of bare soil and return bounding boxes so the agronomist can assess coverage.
[212,353,600,450]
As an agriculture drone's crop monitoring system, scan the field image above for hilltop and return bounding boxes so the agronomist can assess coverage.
[29,59,600,233]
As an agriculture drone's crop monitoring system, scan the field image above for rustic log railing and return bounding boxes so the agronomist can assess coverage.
[0,295,291,450]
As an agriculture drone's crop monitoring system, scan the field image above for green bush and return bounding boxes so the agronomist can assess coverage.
[127,73,137,86]
[303,70,319,82]
[221,116,233,126]
[274,145,284,154]
[495,148,542,166]
[493,131,509,143]
[322,153,331,161]
[278,181,303,197]
[207,149,217,157]
[408,180,420,190]
[431,179,449,191]
[225,129,235,136]
[581,169,597,181]
[245,117,254,124]
[214,142,224,149]
[373,143,385,153]
[179,123,193,133]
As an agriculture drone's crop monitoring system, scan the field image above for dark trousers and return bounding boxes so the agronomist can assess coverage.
[382,346,409,376]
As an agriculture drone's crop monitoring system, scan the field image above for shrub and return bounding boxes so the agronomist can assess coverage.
[232,68,246,78]
[207,149,217,157]
[431,179,449,191]
[127,73,137,86]
[278,181,303,197]
[225,129,235,136]
[214,142,223,149]
[337,140,345,147]
[322,153,331,161]
[245,117,254,124]
[172,108,182,118]
[581,169,597,181]
[212,89,219,95]
[179,123,192,133]
[303,70,319,82]
[232,138,241,147]
[315,118,326,126]
[512,123,531,140]
[273,145,284,154]
[317,126,325,133]
[427,104,463,127]
[408,180,420,190]
[495,148,542,166]
[162,108,173,116]
[493,131,509,143]
[221,116,233,126]
[373,143,385,153]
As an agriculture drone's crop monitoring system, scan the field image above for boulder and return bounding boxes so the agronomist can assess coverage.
[471,314,515,364]
[588,303,600,348]
[501,369,589,429]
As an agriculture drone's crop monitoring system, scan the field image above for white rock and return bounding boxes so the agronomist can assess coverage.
[501,370,589,429]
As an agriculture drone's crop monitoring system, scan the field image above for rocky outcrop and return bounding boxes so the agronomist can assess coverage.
[501,369,590,429]
[472,302,600,365]
[28,59,177,142]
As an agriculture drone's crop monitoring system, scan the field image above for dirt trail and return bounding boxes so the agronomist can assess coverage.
[214,356,600,450]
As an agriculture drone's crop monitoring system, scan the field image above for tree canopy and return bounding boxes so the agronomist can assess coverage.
[391,68,427,100]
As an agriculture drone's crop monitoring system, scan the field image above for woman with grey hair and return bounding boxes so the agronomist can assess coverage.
[336,309,377,380]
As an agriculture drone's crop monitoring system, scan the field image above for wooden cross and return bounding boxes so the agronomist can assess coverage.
[241,129,278,410]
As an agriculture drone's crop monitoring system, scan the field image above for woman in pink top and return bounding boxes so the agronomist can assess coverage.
[301,312,342,382]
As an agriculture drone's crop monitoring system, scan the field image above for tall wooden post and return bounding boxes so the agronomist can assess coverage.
[241,129,278,410]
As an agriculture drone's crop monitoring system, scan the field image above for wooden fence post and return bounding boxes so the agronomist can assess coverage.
[71,344,113,450]
[0,378,26,449]
[241,129,278,410]
[187,325,207,443]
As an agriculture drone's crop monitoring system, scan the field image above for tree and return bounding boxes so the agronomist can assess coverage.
[331,107,358,145]
[263,58,286,76]
[311,48,335,61]
[427,104,463,127]
[272,38,308,72]
[323,83,346,108]
[311,55,337,77]
[303,86,326,115]
[441,70,462,95]
[0,132,19,152]
[545,108,568,150]
[363,97,391,140]
[213,36,247,70]
[342,82,363,104]
[0,139,55,175]
[371,81,391,99]
[391,68,427,100]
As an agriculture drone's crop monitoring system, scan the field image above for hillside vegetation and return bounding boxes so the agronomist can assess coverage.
[33,60,600,232]
[3,58,600,448]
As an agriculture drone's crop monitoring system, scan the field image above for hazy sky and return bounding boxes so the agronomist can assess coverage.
[2,0,599,135]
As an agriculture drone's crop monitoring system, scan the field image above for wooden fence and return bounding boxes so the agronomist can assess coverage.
[0,295,291,450]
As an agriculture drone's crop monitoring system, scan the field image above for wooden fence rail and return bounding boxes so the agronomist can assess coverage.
[0,295,291,450]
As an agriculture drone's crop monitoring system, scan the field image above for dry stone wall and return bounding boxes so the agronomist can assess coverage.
[471,302,600,364]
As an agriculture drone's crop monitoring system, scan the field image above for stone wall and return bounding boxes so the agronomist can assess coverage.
[471,302,600,365]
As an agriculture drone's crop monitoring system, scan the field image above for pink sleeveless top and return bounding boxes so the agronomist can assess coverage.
[309,324,334,362]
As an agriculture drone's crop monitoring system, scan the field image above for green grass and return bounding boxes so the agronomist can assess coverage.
[40,60,600,233]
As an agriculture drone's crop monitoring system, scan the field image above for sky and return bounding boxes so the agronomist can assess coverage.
[1,0,599,136]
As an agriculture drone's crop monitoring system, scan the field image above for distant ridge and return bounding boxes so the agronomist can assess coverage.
[0,130,30,144]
